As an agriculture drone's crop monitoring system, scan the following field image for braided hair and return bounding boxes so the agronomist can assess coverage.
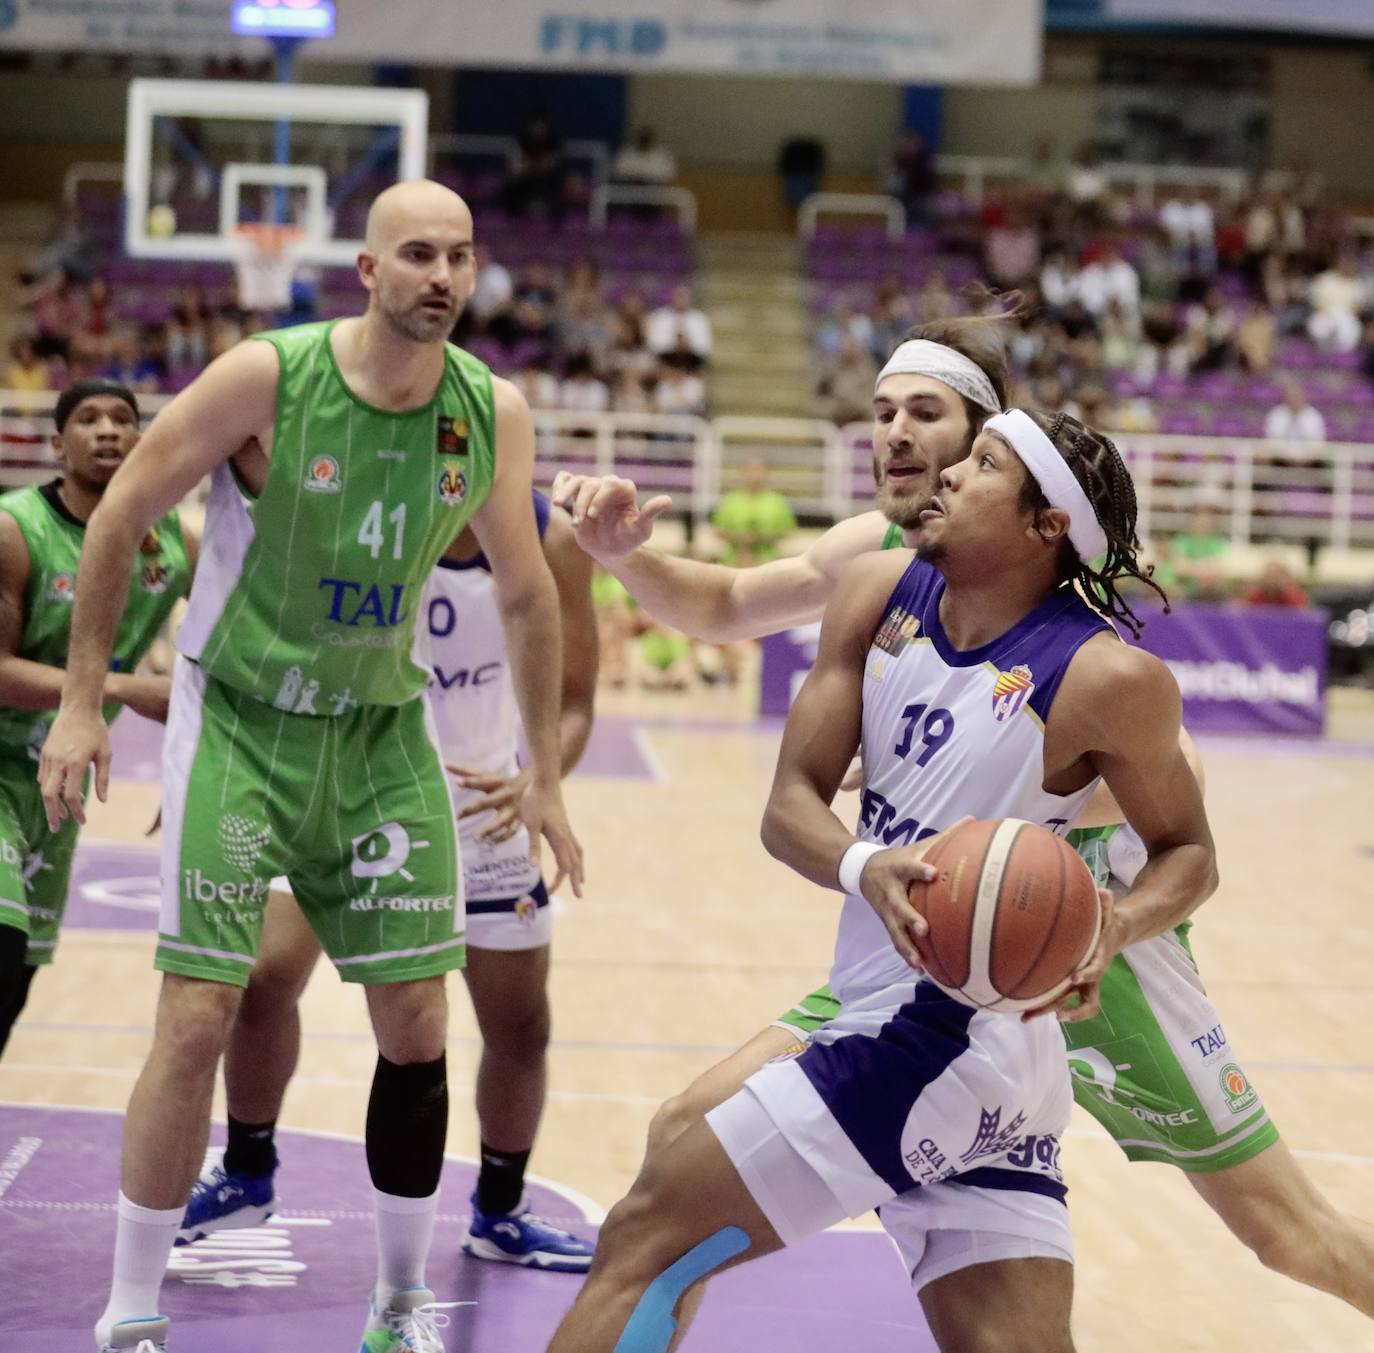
[1018,409,1168,638]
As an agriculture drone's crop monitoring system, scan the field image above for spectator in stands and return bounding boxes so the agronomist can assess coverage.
[1160,187,1216,276]
[4,336,52,392]
[166,285,211,370]
[1184,287,1236,374]
[1099,297,1141,372]
[509,357,559,411]
[816,334,878,426]
[513,262,560,310]
[613,127,677,188]
[1264,377,1327,443]
[1173,506,1230,600]
[1040,250,1078,313]
[609,369,654,414]
[102,327,165,394]
[647,285,712,371]
[559,352,611,415]
[1076,240,1141,320]
[1065,148,1107,224]
[1308,250,1363,352]
[777,136,826,211]
[815,303,874,361]
[503,112,567,219]
[468,244,514,333]
[1235,299,1277,372]
[888,130,937,225]
[82,276,112,342]
[23,271,82,363]
[984,201,1042,289]
[504,296,558,368]
[557,260,610,368]
[914,269,956,324]
[652,361,706,416]
[1239,559,1309,609]
[712,459,797,567]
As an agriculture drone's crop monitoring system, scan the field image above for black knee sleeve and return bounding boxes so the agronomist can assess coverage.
[0,926,37,1059]
[365,1053,448,1197]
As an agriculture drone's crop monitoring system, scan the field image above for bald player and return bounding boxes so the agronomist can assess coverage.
[40,180,582,1353]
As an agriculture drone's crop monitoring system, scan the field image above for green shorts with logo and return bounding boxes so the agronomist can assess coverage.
[773,928,1278,1175]
[157,659,463,987]
[0,755,81,966]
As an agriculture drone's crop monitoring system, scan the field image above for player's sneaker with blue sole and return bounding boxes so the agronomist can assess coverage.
[461,1191,596,1272]
[176,1151,276,1245]
[99,1315,169,1351]
[360,1286,468,1352]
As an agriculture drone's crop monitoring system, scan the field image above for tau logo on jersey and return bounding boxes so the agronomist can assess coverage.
[437,459,468,506]
[436,415,468,456]
[304,454,342,494]
[46,571,75,604]
[991,664,1034,722]
[873,605,920,657]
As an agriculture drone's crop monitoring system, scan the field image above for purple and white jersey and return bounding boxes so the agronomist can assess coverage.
[831,557,1114,1005]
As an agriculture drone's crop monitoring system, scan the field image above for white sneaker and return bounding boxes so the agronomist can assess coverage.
[99,1315,169,1351]
[360,1286,470,1352]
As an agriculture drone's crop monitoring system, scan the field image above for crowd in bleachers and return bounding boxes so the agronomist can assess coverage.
[810,161,1374,442]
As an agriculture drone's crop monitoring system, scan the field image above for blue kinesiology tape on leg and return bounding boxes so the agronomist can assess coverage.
[611,1225,752,1353]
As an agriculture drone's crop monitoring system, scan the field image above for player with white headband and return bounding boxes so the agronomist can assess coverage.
[549,405,1220,1351]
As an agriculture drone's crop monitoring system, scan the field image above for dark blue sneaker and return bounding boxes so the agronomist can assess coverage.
[175,1152,276,1246]
[461,1191,595,1272]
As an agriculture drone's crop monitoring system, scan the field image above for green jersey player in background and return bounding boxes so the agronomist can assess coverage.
[41,180,583,1353]
[0,378,193,1056]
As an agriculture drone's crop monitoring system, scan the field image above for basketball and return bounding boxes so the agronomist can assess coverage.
[909,819,1102,1013]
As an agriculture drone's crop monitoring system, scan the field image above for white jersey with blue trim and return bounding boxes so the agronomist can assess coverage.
[832,557,1115,1006]
[421,491,551,902]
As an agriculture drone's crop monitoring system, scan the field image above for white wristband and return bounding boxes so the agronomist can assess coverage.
[837,841,884,896]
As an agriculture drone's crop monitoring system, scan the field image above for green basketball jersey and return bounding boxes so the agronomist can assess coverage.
[0,482,190,760]
[178,322,498,712]
[880,521,904,550]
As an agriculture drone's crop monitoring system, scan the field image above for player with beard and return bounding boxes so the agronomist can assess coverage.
[0,379,194,1056]
[40,181,583,1353]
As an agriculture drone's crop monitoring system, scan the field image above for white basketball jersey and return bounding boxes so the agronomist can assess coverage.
[422,492,550,902]
[831,558,1114,1005]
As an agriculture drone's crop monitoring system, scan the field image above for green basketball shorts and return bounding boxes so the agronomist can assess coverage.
[157,658,463,987]
[775,928,1276,1176]
[1062,927,1277,1172]
[0,755,81,966]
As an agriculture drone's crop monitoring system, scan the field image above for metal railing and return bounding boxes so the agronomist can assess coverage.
[798,193,906,241]
[588,184,698,233]
[837,423,1374,549]
[6,391,1370,549]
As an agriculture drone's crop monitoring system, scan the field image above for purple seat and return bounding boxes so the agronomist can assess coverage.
[1245,377,1283,404]
[1160,409,1204,435]
[1149,373,1189,400]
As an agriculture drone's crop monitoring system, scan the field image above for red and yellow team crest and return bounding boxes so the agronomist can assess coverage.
[47,571,75,603]
[992,663,1034,723]
[437,458,468,506]
[873,605,921,657]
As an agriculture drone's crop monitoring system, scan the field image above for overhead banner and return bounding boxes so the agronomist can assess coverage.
[0,0,1045,84]
[1106,0,1374,37]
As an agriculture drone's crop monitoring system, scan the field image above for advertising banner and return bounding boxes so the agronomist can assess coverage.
[0,0,1044,84]
[759,605,1329,735]
[1129,604,1328,737]
[1106,0,1374,38]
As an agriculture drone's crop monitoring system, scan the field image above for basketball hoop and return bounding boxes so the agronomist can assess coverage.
[231,222,306,312]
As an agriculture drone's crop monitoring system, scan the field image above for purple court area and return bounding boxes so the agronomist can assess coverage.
[0,1105,935,1352]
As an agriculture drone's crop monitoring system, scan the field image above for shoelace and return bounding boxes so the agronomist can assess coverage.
[387,1300,474,1351]
[522,1211,579,1241]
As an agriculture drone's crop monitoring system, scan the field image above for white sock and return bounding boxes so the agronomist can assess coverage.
[94,1192,181,1346]
[374,1187,439,1307]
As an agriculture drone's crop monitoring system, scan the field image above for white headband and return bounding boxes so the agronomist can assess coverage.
[875,338,1002,414]
[984,409,1109,564]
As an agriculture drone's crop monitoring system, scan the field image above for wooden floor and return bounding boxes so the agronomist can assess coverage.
[4,681,1374,1352]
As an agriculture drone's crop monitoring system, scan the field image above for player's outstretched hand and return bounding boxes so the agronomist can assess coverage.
[1022,888,1118,1024]
[856,817,974,972]
[446,761,533,844]
[523,782,585,899]
[549,471,672,564]
[38,707,111,831]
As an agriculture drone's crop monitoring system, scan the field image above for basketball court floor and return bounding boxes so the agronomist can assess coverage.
[2,681,1373,1351]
